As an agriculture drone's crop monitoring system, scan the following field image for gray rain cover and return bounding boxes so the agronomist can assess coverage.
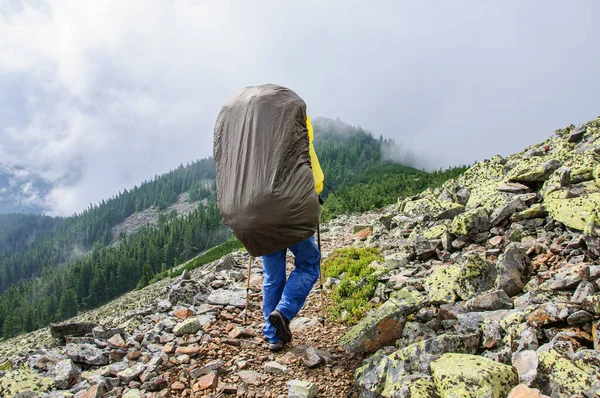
[213,84,320,257]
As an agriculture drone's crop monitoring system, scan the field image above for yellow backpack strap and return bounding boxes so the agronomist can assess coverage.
[307,116,324,194]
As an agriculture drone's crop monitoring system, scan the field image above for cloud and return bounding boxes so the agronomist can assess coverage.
[1,0,600,215]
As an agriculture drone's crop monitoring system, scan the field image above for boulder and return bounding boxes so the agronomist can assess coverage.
[536,349,599,397]
[0,367,54,397]
[497,244,531,296]
[451,208,490,236]
[430,353,519,398]
[66,343,108,366]
[466,289,513,311]
[507,384,549,398]
[50,322,97,340]
[511,351,538,386]
[340,289,427,353]
[54,359,80,389]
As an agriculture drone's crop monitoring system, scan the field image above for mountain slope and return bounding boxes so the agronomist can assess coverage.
[0,119,465,339]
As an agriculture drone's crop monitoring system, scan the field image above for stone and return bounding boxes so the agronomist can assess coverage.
[507,384,550,398]
[196,371,218,390]
[482,320,502,349]
[157,299,172,312]
[356,333,479,396]
[216,254,237,271]
[572,280,595,303]
[189,360,224,379]
[66,343,108,366]
[54,359,80,389]
[497,244,532,296]
[508,158,561,183]
[466,289,513,311]
[228,327,256,339]
[536,349,599,397]
[173,315,214,336]
[236,370,264,386]
[425,264,461,304]
[548,264,589,290]
[175,345,202,357]
[174,306,194,319]
[301,347,322,368]
[206,289,246,308]
[567,310,594,325]
[107,334,127,349]
[117,364,145,384]
[264,361,288,375]
[568,124,586,143]
[50,322,97,340]
[340,289,427,353]
[430,353,519,398]
[511,204,547,222]
[451,208,490,236]
[512,351,538,386]
[82,382,107,398]
[288,380,318,398]
[490,198,526,226]
[454,253,498,301]
[122,389,142,398]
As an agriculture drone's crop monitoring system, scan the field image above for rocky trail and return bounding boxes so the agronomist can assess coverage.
[0,212,377,398]
[3,117,600,397]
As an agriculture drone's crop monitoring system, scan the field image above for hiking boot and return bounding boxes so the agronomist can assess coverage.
[268,310,292,344]
[268,341,285,352]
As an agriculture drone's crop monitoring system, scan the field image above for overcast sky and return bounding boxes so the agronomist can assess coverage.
[1,0,600,216]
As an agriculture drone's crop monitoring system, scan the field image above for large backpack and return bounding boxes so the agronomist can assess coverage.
[213,84,323,257]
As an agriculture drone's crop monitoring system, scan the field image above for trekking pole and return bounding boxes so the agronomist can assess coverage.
[244,256,253,325]
[317,223,325,327]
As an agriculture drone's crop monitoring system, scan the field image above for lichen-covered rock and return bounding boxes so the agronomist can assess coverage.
[544,191,600,231]
[0,367,55,397]
[424,264,461,304]
[288,379,318,398]
[508,158,562,183]
[430,353,519,398]
[403,197,465,220]
[356,333,479,396]
[173,315,214,336]
[54,359,80,389]
[340,289,427,353]
[497,243,531,297]
[65,343,108,366]
[451,208,490,236]
[535,349,600,397]
[454,253,497,301]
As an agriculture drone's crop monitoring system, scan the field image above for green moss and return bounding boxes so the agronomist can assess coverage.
[323,247,383,325]
[430,353,518,398]
[0,361,10,371]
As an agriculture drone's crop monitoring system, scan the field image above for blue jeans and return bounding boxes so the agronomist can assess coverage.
[261,236,320,343]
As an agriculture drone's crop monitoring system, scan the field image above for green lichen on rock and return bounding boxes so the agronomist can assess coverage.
[357,334,478,397]
[511,203,547,221]
[406,378,440,398]
[544,191,600,231]
[455,253,497,301]
[425,265,461,304]
[451,208,490,236]
[423,224,448,239]
[340,289,427,353]
[535,349,599,397]
[430,353,518,398]
[0,367,55,397]
[403,196,464,220]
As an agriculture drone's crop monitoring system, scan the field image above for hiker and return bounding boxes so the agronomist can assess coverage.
[214,84,324,351]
